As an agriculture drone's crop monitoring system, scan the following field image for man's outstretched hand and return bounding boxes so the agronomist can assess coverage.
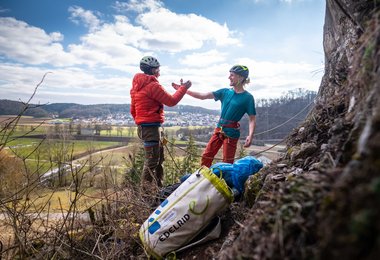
[172,82,180,90]
[172,79,191,90]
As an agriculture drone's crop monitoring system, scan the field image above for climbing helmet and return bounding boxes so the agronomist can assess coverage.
[229,65,249,79]
[140,56,160,75]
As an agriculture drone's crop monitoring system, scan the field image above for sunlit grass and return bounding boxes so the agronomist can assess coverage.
[7,140,121,158]
[24,159,56,175]
[27,187,101,212]
[4,139,123,176]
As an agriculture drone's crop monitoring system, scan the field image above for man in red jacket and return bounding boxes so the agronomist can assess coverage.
[130,56,191,188]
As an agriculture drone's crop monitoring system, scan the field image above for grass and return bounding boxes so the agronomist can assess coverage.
[24,159,57,174]
[26,187,102,212]
[7,140,121,159]
[87,146,130,166]
[4,138,123,177]
[99,126,137,137]
[6,138,42,147]
[15,165,127,212]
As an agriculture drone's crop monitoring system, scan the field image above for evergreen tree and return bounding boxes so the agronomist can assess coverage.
[163,136,181,185]
[124,144,144,185]
[180,134,200,175]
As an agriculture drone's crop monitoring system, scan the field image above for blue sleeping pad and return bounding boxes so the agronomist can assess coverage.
[210,156,263,194]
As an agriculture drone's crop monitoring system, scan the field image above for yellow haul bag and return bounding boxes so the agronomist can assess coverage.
[139,166,233,259]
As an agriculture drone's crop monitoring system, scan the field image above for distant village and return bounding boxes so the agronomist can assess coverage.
[51,110,220,127]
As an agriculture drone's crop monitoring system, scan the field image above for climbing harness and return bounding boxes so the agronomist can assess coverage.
[161,100,314,163]
[219,118,240,129]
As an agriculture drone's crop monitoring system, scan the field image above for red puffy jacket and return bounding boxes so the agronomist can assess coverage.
[130,73,187,125]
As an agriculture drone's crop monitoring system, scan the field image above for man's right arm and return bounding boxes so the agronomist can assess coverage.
[151,81,191,107]
[172,82,214,100]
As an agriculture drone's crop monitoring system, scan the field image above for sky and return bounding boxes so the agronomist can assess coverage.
[0,0,326,110]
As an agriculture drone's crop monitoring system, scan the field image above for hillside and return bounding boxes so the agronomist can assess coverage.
[0,99,50,117]
[0,100,219,118]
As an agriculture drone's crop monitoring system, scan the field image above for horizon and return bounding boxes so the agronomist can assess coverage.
[0,0,325,110]
[2,86,317,113]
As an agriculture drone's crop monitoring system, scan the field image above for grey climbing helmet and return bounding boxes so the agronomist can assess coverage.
[229,65,249,79]
[140,56,160,75]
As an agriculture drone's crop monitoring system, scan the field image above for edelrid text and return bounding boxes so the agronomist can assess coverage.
[158,214,190,242]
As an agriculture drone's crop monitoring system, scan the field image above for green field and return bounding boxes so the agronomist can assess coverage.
[3,137,124,177]
[7,139,121,159]
[1,118,196,179]
[0,117,211,213]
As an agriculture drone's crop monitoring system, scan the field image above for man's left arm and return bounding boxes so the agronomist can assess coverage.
[244,115,256,147]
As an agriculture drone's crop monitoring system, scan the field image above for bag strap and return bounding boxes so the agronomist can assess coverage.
[175,216,222,253]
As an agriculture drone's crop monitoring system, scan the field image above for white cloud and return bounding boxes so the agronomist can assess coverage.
[114,0,240,51]
[237,59,321,100]
[180,50,227,67]
[0,16,143,69]
[65,2,240,67]
[0,56,321,110]
[135,9,240,52]
[0,17,76,66]
[67,37,142,69]
[0,63,131,104]
[66,15,144,68]
[68,6,101,31]
[114,0,162,13]
[0,1,240,69]
[159,58,321,109]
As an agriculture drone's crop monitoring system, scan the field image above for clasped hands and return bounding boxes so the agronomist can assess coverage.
[172,79,192,90]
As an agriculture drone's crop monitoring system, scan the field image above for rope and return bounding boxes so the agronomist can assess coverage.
[162,100,314,162]
[254,100,314,137]
[251,138,285,156]
[164,134,284,162]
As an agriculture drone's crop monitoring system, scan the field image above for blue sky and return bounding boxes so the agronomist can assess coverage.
[0,0,325,110]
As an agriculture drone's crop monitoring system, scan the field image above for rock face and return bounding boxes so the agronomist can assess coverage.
[219,1,380,259]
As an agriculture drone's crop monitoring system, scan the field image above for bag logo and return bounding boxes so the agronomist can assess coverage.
[158,213,190,242]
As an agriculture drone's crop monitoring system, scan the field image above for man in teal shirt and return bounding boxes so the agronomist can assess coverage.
[172,65,257,167]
